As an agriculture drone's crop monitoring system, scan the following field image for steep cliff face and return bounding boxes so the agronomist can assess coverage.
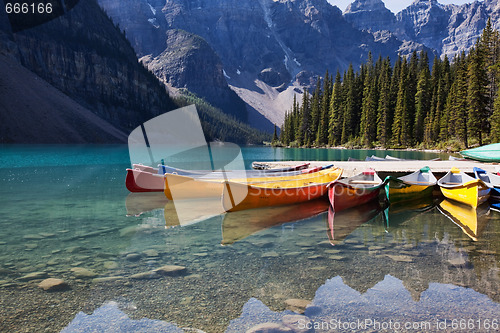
[98,0,410,126]
[1,0,269,143]
[140,29,247,122]
[396,0,452,52]
[9,0,176,132]
[345,0,500,59]
[99,0,250,123]
[0,53,128,143]
[344,0,398,33]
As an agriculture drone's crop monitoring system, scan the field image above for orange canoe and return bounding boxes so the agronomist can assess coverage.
[222,168,343,212]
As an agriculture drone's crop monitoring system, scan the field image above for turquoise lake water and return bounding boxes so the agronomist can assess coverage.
[0,145,499,332]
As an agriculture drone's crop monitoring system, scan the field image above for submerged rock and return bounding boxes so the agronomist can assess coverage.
[103,261,119,270]
[38,278,69,291]
[386,254,413,263]
[17,271,48,281]
[282,315,313,333]
[125,253,142,262]
[285,299,311,314]
[153,265,186,276]
[142,249,159,257]
[129,271,159,280]
[92,276,125,283]
[261,252,279,258]
[246,322,293,333]
[70,267,98,278]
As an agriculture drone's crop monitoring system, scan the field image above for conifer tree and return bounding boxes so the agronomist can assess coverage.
[491,85,500,142]
[317,71,331,145]
[329,71,343,146]
[453,54,469,147]
[377,57,392,146]
[414,62,431,143]
[309,79,322,145]
[297,89,310,146]
[360,53,378,146]
[341,64,356,143]
[392,58,411,146]
[467,43,489,145]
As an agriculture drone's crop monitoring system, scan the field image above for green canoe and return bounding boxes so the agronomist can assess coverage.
[460,143,500,162]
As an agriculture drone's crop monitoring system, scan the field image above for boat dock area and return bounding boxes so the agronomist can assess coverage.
[257,160,499,178]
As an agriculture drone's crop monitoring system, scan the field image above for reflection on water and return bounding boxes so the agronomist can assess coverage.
[0,146,499,333]
[438,199,491,241]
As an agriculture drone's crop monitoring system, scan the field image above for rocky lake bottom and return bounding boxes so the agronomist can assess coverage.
[0,146,499,332]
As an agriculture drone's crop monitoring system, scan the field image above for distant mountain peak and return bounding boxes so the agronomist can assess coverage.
[345,0,388,14]
[344,0,396,33]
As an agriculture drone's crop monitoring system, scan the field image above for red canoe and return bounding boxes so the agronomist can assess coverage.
[328,168,384,212]
[126,168,165,193]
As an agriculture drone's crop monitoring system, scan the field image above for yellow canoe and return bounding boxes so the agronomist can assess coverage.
[222,168,343,212]
[438,199,490,241]
[438,167,490,208]
[165,168,337,200]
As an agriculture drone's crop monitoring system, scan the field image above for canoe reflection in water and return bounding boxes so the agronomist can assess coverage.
[326,200,383,245]
[221,198,330,245]
[125,192,168,217]
[382,196,438,231]
[163,197,225,228]
[438,199,491,241]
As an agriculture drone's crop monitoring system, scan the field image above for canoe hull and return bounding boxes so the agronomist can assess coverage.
[166,169,339,201]
[439,180,490,208]
[328,182,382,212]
[223,182,330,212]
[385,178,434,203]
[460,143,500,162]
[164,174,223,200]
[126,168,164,193]
[222,169,343,212]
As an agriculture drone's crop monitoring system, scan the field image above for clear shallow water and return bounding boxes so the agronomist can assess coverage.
[0,145,499,333]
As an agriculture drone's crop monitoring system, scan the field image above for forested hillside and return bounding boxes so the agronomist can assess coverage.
[280,20,500,150]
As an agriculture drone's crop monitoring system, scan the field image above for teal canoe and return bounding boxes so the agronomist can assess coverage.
[460,143,500,162]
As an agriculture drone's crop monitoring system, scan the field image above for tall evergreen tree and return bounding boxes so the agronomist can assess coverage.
[392,58,412,146]
[377,57,392,146]
[341,64,356,143]
[329,71,343,146]
[414,61,431,143]
[317,70,331,145]
[467,43,489,145]
[309,79,322,146]
[360,53,378,146]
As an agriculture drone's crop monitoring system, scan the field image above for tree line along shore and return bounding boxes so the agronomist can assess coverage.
[277,20,500,152]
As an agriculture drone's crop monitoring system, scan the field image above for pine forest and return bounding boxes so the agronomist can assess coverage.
[279,20,500,151]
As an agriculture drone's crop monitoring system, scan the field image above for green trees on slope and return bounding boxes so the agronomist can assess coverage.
[280,20,500,149]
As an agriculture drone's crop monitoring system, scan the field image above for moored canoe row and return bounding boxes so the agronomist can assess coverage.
[126,163,333,193]
[126,162,500,213]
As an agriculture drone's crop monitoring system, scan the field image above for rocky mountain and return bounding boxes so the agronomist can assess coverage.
[98,0,419,127]
[1,0,268,143]
[94,0,500,129]
[345,0,500,59]
[1,0,178,143]
[343,0,399,33]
